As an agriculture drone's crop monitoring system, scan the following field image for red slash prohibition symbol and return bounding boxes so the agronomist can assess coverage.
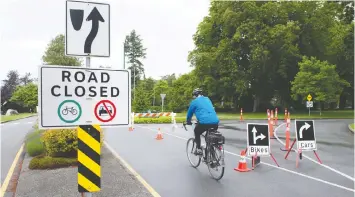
[94,100,117,122]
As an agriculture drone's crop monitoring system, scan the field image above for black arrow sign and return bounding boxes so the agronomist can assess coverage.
[84,7,105,54]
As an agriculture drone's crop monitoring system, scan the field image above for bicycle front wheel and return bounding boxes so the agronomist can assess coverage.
[186,138,201,168]
[207,145,225,180]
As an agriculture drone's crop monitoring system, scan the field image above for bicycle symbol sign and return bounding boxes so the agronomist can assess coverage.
[57,100,82,123]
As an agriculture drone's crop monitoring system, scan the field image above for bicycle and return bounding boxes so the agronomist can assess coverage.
[62,106,78,115]
[183,121,225,180]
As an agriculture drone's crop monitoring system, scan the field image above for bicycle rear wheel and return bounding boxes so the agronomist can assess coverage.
[186,138,201,168]
[207,145,225,180]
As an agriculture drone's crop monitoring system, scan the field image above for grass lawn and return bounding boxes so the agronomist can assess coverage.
[0,113,35,123]
[175,110,354,120]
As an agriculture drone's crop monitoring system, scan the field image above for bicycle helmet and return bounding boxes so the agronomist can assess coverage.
[192,88,203,97]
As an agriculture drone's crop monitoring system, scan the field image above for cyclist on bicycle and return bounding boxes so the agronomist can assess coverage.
[186,88,219,155]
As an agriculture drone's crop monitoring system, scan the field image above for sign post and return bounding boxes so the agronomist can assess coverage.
[306,94,313,116]
[160,94,166,112]
[39,1,126,196]
[246,123,279,169]
[284,120,322,168]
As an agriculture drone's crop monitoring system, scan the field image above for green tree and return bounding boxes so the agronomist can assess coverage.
[42,34,82,66]
[132,85,150,112]
[20,72,34,85]
[1,70,21,104]
[124,30,147,94]
[10,83,38,111]
[291,56,350,114]
[168,71,200,112]
[188,1,352,111]
[161,74,176,87]
[153,80,170,109]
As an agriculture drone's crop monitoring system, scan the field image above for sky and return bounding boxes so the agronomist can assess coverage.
[0,0,211,83]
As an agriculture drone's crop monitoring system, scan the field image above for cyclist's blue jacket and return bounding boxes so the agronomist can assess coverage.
[186,96,219,125]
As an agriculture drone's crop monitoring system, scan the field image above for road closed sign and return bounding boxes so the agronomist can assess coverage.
[38,65,131,129]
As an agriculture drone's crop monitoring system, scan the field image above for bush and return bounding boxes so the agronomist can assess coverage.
[40,127,104,158]
[134,116,185,124]
[26,137,45,157]
[25,129,45,157]
[29,155,78,169]
[41,129,78,158]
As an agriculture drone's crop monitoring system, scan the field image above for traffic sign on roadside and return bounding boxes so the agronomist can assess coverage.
[295,120,317,151]
[247,123,270,156]
[38,65,131,129]
[94,100,116,122]
[306,101,313,108]
[307,94,312,101]
[66,0,110,57]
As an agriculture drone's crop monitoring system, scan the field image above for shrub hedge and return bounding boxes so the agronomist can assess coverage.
[134,117,185,124]
[41,129,78,158]
[29,155,78,169]
[25,130,45,157]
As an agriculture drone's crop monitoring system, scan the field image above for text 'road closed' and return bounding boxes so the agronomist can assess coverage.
[50,71,120,97]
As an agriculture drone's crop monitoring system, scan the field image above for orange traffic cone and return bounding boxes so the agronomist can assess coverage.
[234,150,251,172]
[156,128,163,140]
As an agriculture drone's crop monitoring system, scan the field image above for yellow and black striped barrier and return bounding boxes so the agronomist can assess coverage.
[77,125,101,193]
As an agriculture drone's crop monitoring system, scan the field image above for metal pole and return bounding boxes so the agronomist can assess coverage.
[308,107,310,116]
[83,56,92,197]
[133,66,136,100]
[162,98,164,112]
[123,42,125,69]
[153,88,155,106]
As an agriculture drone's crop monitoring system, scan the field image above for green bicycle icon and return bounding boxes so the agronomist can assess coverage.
[57,100,82,123]
[61,106,78,115]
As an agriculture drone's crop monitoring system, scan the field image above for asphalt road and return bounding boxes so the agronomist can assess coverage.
[104,119,354,197]
[0,116,37,186]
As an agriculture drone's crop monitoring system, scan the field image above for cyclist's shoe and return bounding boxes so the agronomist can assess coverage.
[195,148,203,155]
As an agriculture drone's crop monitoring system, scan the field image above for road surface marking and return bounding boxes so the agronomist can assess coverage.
[274,122,355,182]
[0,143,24,197]
[26,122,33,124]
[104,142,161,197]
[137,125,355,193]
[13,123,19,125]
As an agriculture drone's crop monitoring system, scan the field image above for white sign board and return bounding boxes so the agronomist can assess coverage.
[306,101,313,108]
[38,65,131,129]
[66,0,110,57]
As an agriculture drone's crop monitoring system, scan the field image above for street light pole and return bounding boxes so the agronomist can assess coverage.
[123,42,125,69]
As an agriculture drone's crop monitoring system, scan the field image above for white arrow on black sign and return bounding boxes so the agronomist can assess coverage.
[299,122,311,139]
[252,126,266,144]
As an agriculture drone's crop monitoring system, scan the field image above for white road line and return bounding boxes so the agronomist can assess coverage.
[26,122,33,124]
[136,125,355,193]
[274,123,355,182]
[13,123,19,125]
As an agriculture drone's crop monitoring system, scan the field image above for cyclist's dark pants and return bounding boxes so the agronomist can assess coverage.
[194,124,219,149]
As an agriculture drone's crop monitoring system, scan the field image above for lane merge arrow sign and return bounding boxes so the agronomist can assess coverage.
[84,7,105,54]
[66,0,110,57]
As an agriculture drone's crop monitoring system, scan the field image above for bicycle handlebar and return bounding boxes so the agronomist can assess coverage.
[182,120,198,131]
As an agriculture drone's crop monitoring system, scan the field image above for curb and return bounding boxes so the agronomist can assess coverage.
[1,145,26,197]
[1,115,37,124]
[348,124,354,133]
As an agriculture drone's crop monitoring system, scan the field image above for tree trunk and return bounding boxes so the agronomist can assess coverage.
[338,91,347,109]
[252,96,260,112]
